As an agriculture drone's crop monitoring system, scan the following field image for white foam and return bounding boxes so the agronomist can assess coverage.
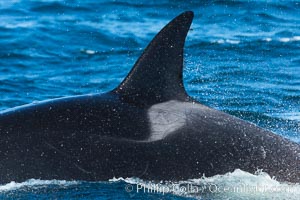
[293,36,300,41]
[0,179,78,192]
[279,38,291,42]
[81,49,97,55]
[213,39,240,44]
[86,50,96,55]
[264,38,272,42]
[111,169,300,200]
[212,36,300,45]
[215,39,225,44]
[279,36,300,43]
[226,39,240,44]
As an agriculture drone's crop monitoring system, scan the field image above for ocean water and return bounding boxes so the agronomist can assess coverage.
[0,0,299,199]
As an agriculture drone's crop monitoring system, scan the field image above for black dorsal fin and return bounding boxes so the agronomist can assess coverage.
[114,11,194,105]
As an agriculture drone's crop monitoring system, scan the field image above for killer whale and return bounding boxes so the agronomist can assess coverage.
[0,11,299,184]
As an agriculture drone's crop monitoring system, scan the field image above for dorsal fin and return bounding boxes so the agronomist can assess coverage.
[114,11,194,105]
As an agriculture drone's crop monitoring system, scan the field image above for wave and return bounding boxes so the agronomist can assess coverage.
[191,36,300,46]
[278,36,300,43]
[0,21,36,29]
[111,169,300,200]
[0,179,78,192]
[1,169,298,199]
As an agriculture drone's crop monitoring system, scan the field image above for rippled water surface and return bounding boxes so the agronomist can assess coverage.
[0,0,299,199]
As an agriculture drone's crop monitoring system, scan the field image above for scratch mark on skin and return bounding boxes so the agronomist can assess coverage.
[44,141,69,157]
[74,163,92,174]
[44,140,92,174]
[138,162,149,178]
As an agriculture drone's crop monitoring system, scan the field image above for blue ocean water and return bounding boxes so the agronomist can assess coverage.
[0,0,299,199]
